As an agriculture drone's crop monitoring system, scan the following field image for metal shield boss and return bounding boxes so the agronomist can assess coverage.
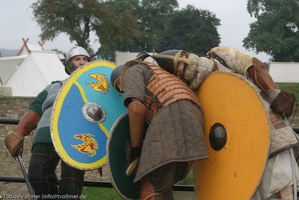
[194,72,270,200]
[51,60,127,170]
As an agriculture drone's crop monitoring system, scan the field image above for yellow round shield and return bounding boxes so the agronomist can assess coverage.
[194,72,270,199]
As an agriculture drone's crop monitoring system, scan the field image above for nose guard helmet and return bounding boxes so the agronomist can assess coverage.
[151,50,192,75]
[64,46,90,75]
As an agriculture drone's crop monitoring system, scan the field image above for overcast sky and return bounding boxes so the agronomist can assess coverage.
[0,0,271,62]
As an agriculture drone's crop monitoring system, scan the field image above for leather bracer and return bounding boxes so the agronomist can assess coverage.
[15,110,40,136]
[128,101,147,147]
[5,110,40,157]
[270,91,295,117]
[247,57,278,92]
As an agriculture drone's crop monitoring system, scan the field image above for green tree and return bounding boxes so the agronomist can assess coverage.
[94,0,140,60]
[135,0,179,52]
[31,0,101,56]
[31,0,221,61]
[244,0,299,61]
[157,5,221,55]
[31,0,139,60]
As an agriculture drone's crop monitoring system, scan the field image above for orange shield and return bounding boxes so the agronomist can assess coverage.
[194,72,270,200]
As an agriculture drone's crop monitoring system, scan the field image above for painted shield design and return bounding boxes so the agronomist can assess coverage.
[194,72,270,200]
[51,60,127,170]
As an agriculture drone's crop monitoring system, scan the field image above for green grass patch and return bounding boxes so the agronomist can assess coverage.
[82,187,122,200]
[81,168,195,199]
[277,83,299,104]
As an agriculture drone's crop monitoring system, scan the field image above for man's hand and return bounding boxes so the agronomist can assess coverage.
[5,131,24,157]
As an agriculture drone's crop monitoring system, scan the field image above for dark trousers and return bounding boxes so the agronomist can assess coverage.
[149,162,190,200]
[28,144,85,200]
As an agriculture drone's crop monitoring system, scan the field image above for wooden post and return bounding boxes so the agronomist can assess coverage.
[17,38,29,56]
[38,41,45,50]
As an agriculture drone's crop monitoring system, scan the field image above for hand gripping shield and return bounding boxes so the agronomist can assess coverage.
[194,71,270,200]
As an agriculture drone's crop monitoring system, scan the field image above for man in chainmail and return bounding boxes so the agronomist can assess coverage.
[5,46,91,199]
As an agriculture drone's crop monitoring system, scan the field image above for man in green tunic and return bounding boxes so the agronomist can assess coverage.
[5,46,90,199]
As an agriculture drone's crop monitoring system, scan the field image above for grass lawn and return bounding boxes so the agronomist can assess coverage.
[82,187,122,200]
[81,169,195,199]
[277,83,299,104]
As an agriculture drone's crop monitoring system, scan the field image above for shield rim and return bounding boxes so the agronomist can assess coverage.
[50,60,116,170]
[106,113,141,200]
[194,71,270,199]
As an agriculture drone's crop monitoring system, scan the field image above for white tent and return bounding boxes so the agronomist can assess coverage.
[0,51,68,96]
[0,54,27,85]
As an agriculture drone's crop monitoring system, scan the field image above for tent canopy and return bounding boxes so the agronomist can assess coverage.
[1,51,68,96]
[0,54,26,85]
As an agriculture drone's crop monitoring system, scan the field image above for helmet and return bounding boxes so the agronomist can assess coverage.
[110,64,124,93]
[65,46,90,64]
[64,46,90,75]
[151,50,191,74]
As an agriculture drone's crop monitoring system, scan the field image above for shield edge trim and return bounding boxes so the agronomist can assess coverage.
[194,71,270,199]
[106,113,132,200]
[50,60,116,170]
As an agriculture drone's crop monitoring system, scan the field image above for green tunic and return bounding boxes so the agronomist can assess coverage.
[28,81,64,150]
